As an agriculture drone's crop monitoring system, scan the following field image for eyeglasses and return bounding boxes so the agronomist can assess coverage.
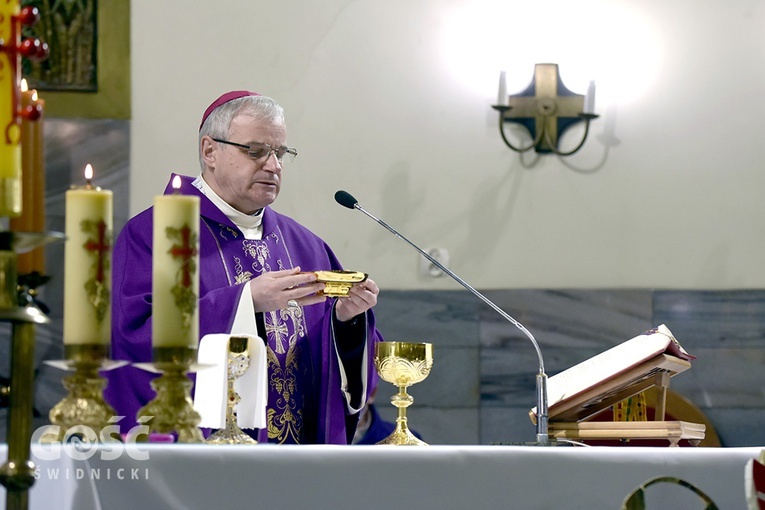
[212,138,298,165]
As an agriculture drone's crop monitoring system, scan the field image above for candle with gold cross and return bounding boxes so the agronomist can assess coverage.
[152,175,200,348]
[63,164,113,345]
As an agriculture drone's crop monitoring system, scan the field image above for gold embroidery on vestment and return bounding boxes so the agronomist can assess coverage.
[243,240,271,270]
[233,256,253,284]
[220,228,308,444]
[218,224,239,240]
[266,342,304,444]
[266,312,290,355]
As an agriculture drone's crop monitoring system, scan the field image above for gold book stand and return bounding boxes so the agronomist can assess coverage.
[533,353,706,447]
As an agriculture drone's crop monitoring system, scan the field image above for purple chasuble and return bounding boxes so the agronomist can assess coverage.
[105,174,381,444]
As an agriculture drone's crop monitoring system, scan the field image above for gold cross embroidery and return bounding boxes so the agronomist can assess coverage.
[265,312,290,354]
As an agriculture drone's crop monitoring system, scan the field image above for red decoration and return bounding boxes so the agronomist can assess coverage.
[18,37,47,61]
[0,4,49,130]
[83,220,112,284]
[17,6,40,27]
[170,225,198,288]
[20,103,41,121]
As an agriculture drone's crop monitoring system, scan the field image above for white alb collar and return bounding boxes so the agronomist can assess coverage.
[192,175,264,239]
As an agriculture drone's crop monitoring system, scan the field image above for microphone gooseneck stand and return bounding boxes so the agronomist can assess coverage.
[334,190,549,445]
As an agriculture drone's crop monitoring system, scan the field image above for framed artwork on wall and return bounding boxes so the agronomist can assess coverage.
[21,0,130,119]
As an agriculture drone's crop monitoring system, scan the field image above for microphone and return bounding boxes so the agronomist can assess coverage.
[334,190,549,444]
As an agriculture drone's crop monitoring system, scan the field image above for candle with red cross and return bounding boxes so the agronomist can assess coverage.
[63,164,113,345]
[0,0,23,217]
[0,3,49,217]
[152,175,200,348]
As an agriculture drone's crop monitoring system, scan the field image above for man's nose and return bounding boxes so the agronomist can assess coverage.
[262,152,282,172]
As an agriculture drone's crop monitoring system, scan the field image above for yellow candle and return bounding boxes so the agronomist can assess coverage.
[63,164,113,345]
[0,0,22,217]
[11,80,46,274]
[152,176,200,348]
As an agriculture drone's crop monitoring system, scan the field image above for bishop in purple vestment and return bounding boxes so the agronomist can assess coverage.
[105,91,382,444]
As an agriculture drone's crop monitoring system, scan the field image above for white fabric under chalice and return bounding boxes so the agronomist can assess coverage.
[193,330,267,429]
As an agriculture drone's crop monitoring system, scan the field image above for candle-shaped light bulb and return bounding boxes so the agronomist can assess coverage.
[31,90,37,102]
[583,80,596,114]
[497,71,508,107]
[20,78,28,93]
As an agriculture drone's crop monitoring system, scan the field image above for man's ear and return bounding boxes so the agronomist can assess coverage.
[200,136,216,167]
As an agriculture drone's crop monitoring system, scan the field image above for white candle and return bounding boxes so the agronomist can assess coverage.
[497,71,508,106]
[152,175,200,348]
[583,80,596,114]
[63,164,113,345]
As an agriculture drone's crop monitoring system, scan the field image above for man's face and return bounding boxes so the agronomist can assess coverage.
[206,113,287,214]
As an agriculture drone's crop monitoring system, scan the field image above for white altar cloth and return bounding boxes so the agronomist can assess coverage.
[1,444,762,509]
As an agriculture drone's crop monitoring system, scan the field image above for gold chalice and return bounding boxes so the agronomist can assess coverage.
[207,336,257,445]
[373,341,433,446]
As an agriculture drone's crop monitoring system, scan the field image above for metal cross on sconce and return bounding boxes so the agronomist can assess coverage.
[492,63,599,155]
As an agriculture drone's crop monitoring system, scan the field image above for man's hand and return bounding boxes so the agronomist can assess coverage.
[334,278,379,322]
[249,267,326,312]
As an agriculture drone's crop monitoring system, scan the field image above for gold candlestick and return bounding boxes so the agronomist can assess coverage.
[373,341,433,446]
[0,231,64,510]
[135,346,204,443]
[206,336,257,445]
[44,344,126,442]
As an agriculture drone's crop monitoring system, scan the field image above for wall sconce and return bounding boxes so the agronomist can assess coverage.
[492,63,598,155]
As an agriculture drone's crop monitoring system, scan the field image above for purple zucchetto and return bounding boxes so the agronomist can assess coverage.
[199,90,261,131]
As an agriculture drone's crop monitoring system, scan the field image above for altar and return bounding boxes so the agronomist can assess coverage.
[2,444,761,509]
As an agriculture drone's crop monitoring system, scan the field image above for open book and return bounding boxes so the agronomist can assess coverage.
[531,324,694,422]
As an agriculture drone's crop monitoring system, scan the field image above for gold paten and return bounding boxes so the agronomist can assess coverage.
[313,270,368,297]
[135,346,204,443]
[373,341,433,446]
[207,336,258,445]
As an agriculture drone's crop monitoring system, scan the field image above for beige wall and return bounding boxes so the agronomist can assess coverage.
[130,0,765,290]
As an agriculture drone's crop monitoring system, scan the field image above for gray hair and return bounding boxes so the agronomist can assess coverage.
[198,95,285,171]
